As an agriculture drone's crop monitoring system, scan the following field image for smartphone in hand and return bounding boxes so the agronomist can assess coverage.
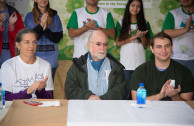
[24,100,43,106]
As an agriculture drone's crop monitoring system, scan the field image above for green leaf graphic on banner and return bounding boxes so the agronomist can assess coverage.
[113,8,125,16]
[58,34,69,50]
[59,45,74,60]
[63,18,70,26]
[156,19,164,27]
[108,46,120,60]
[108,38,116,48]
[66,0,84,13]
[159,0,180,15]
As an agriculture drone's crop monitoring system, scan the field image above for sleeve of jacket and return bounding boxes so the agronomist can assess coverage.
[8,12,24,40]
[65,64,93,99]
[43,14,63,43]
[100,66,126,100]
[8,12,24,57]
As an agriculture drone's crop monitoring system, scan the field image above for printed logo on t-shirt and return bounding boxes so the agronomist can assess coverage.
[14,74,44,88]
[180,20,194,31]
[130,29,138,36]
[83,19,99,30]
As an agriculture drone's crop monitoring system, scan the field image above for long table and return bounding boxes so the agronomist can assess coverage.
[0,100,194,126]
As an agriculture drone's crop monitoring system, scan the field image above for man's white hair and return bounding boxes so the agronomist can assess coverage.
[88,30,108,43]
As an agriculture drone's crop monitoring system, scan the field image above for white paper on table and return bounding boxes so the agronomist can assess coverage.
[38,100,60,107]
[67,100,194,126]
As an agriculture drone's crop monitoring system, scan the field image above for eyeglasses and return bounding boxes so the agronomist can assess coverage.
[91,42,108,47]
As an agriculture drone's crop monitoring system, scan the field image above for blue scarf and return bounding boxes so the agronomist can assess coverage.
[88,52,105,72]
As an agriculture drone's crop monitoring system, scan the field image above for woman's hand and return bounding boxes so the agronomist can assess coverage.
[0,12,7,27]
[27,76,48,94]
[40,13,48,30]
[9,12,17,29]
[136,30,148,38]
[37,76,48,91]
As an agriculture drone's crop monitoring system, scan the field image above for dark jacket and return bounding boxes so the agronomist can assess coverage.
[65,53,127,100]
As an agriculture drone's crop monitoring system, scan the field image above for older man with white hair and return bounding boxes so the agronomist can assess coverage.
[65,30,126,100]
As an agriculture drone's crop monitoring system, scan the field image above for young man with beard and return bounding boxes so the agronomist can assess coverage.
[65,30,126,100]
[162,0,194,76]
[67,0,115,58]
[129,32,194,101]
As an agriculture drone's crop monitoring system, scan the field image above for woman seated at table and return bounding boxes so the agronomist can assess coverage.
[0,28,54,101]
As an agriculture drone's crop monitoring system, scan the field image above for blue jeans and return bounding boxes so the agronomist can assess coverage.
[124,70,133,100]
[173,59,194,77]
[52,67,57,82]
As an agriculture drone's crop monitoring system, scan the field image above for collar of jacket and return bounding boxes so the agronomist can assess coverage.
[72,52,125,73]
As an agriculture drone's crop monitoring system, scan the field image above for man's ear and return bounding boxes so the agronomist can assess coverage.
[87,42,91,51]
[150,45,154,54]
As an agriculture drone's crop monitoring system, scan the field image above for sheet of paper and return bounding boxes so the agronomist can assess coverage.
[67,100,194,126]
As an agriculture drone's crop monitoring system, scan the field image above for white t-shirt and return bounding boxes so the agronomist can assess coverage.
[118,20,145,70]
[0,56,54,98]
[165,7,194,60]
[67,7,115,58]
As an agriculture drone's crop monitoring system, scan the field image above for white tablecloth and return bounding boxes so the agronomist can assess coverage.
[67,100,194,126]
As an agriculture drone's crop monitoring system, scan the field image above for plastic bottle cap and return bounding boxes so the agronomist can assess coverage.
[140,83,144,86]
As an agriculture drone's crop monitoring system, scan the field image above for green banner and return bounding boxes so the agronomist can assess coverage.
[29,0,180,60]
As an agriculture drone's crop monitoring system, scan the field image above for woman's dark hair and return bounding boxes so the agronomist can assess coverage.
[16,28,38,43]
[118,0,150,42]
[151,32,172,47]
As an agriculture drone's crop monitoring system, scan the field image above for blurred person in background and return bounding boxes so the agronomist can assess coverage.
[25,0,63,80]
[67,0,115,58]
[162,0,194,76]
[0,0,24,68]
[116,0,153,99]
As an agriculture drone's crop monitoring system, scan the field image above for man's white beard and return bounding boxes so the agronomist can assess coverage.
[92,50,106,60]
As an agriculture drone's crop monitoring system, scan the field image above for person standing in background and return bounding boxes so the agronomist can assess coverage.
[67,0,115,58]
[0,0,24,68]
[162,0,194,76]
[25,0,63,80]
[116,0,153,99]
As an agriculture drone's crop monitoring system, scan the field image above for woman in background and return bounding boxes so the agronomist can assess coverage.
[0,0,24,67]
[116,0,153,99]
[25,0,63,80]
[0,28,54,101]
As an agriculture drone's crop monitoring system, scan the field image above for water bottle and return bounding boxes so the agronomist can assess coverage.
[137,83,147,104]
[0,83,5,109]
